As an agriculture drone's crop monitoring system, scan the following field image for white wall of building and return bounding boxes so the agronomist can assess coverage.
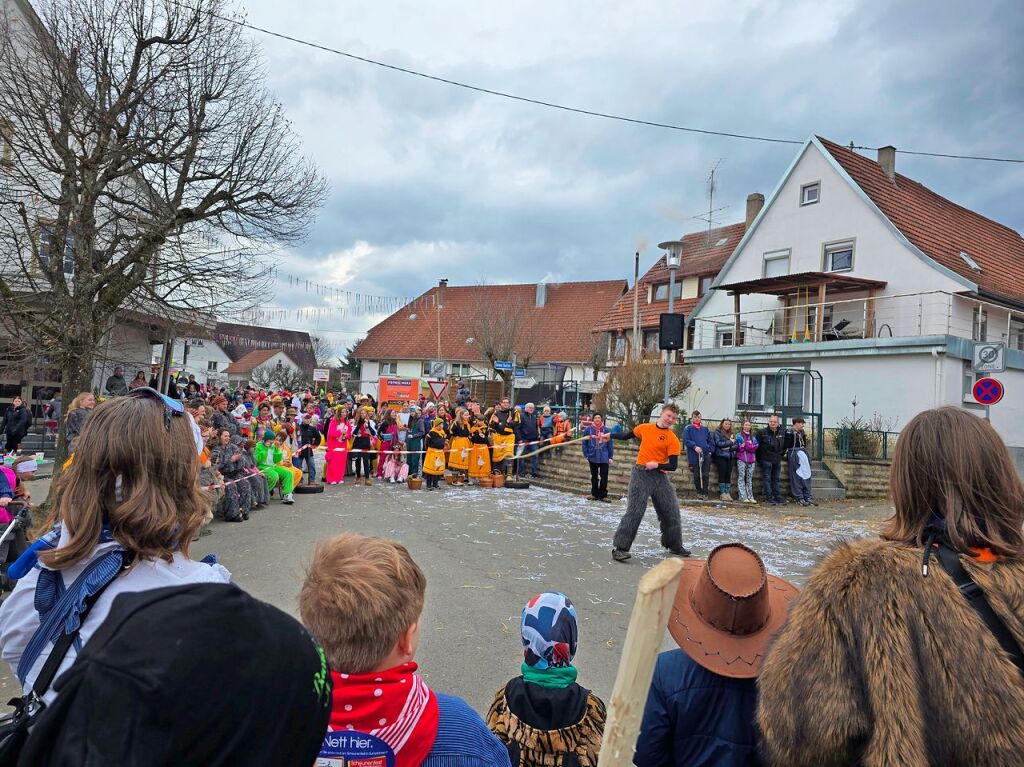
[152,338,233,386]
[695,141,969,332]
[228,350,302,388]
[93,323,153,393]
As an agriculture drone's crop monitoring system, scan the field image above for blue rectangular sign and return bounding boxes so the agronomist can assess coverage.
[494,361,514,371]
[515,368,526,377]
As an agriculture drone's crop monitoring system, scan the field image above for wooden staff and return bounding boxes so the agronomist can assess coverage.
[513,435,591,461]
[597,557,686,767]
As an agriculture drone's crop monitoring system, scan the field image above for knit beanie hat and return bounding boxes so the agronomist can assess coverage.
[263,429,276,441]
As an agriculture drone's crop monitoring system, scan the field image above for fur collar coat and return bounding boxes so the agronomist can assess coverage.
[757,537,1024,767]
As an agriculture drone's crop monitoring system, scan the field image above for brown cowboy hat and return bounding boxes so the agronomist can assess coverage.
[668,543,799,679]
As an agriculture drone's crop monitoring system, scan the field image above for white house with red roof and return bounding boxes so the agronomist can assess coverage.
[686,135,1024,448]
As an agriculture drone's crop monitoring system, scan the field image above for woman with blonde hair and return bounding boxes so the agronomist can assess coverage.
[758,406,1024,766]
[0,388,230,703]
[448,407,472,485]
[63,392,96,451]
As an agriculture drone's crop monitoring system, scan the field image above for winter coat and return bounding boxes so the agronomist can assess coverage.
[517,413,540,443]
[754,426,784,464]
[783,428,808,453]
[758,538,1024,767]
[2,405,31,441]
[635,649,759,767]
[581,425,613,464]
[735,432,759,464]
[104,374,128,396]
[712,430,735,459]
[682,424,714,466]
[65,408,90,448]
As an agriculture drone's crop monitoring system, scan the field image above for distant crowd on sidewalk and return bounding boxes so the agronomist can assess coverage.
[1,399,1023,765]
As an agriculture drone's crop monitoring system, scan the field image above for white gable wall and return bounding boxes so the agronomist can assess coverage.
[695,142,970,331]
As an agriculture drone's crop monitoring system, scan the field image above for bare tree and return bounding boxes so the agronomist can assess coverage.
[309,334,334,368]
[584,332,609,382]
[471,292,541,392]
[594,359,692,430]
[250,363,307,391]
[0,0,326,465]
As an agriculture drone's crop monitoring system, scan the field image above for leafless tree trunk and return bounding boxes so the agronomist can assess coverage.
[309,334,334,368]
[471,291,541,395]
[250,363,307,391]
[0,0,326,467]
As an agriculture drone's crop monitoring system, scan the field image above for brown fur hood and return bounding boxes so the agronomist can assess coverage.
[757,537,1024,767]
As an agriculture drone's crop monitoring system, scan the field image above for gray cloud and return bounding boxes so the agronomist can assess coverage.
[242,0,1023,341]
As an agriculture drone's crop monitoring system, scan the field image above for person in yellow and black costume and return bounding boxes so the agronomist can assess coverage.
[489,398,519,476]
[448,408,472,486]
[469,412,492,483]
[423,419,448,490]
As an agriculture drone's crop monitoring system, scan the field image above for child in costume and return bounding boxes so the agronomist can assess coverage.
[422,420,447,490]
[275,431,304,489]
[486,592,606,767]
[254,430,295,504]
[447,409,472,485]
[469,413,492,484]
[382,449,409,483]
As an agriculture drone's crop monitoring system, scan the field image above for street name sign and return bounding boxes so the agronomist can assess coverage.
[973,342,1006,373]
[515,367,527,377]
[494,360,514,371]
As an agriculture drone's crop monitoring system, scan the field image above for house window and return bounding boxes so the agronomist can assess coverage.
[38,225,75,275]
[800,182,820,206]
[1009,317,1024,351]
[450,363,472,377]
[652,282,682,302]
[686,325,695,350]
[207,361,218,372]
[762,249,790,278]
[188,338,205,347]
[643,330,660,354]
[699,276,713,296]
[609,333,626,360]
[824,241,854,272]
[379,361,398,375]
[421,361,432,377]
[973,307,988,342]
[739,371,805,411]
[715,326,734,349]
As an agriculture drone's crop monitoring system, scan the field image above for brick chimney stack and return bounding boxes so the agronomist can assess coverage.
[745,193,765,230]
[877,146,896,181]
[437,278,448,308]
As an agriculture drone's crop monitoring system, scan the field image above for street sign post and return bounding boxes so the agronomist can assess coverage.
[494,360,514,372]
[513,376,537,389]
[973,342,1006,373]
[427,380,449,401]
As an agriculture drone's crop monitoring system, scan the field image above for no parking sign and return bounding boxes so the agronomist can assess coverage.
[972,377,1004,406]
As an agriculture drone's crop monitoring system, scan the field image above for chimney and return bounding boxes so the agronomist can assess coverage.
[536,282,547,308]
[745,193,764,230]
[877,145,896,181]
[437,278,448,308]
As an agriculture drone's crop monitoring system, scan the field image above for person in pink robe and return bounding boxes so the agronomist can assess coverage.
[325,407,351,485]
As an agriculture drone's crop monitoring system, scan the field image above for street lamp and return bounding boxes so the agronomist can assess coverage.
[658,239,684,405]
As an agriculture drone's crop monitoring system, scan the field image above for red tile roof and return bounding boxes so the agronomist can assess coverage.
[592,223,746,332]
[819,137,1024,303]
[214,322,317,371]
[353,280,628,364]
[224,349,287,375]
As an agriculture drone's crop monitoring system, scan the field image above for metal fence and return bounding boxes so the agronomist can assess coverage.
[824,427,899,461]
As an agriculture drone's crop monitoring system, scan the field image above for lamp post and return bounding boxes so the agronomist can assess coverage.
[658,240,684,405]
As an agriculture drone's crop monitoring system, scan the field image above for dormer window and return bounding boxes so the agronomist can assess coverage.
[800,182,820,206]
[959,251,981,272]
[652,282,682,302]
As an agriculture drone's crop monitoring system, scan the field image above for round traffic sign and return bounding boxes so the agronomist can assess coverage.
[972,377,1004,406]
[980,345,1000,364]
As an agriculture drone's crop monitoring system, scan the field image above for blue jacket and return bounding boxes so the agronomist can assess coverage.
[635,650,760,767]
[712,430,736,459]
[682,424,715,466]
[426,694,512,767]
[581,425,613,464]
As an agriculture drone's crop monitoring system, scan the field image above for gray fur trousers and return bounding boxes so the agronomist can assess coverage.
[613,466,684,552]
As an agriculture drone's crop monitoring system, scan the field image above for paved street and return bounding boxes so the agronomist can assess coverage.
[1,478,889,714]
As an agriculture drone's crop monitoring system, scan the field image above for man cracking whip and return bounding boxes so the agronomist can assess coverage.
[609,403,692,563]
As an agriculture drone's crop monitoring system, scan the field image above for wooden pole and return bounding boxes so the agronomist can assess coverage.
[733,292,742,347]
[597,557,686,767]
[815,283,827,341]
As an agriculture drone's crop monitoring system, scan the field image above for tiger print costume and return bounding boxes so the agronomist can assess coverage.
[486,683,606,767]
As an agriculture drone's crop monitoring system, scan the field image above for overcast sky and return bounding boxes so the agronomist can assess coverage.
[239,0,1024,354]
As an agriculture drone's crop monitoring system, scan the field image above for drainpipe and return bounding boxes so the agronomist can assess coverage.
[931,349,943,407]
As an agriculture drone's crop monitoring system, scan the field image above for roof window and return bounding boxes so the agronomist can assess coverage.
[959,251,982,271]
[715,237,729,247]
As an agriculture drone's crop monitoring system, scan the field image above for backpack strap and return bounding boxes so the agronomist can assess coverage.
[933,544,1024,677]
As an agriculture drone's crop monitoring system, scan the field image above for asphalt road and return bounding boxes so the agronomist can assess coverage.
[1,477,889,714]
